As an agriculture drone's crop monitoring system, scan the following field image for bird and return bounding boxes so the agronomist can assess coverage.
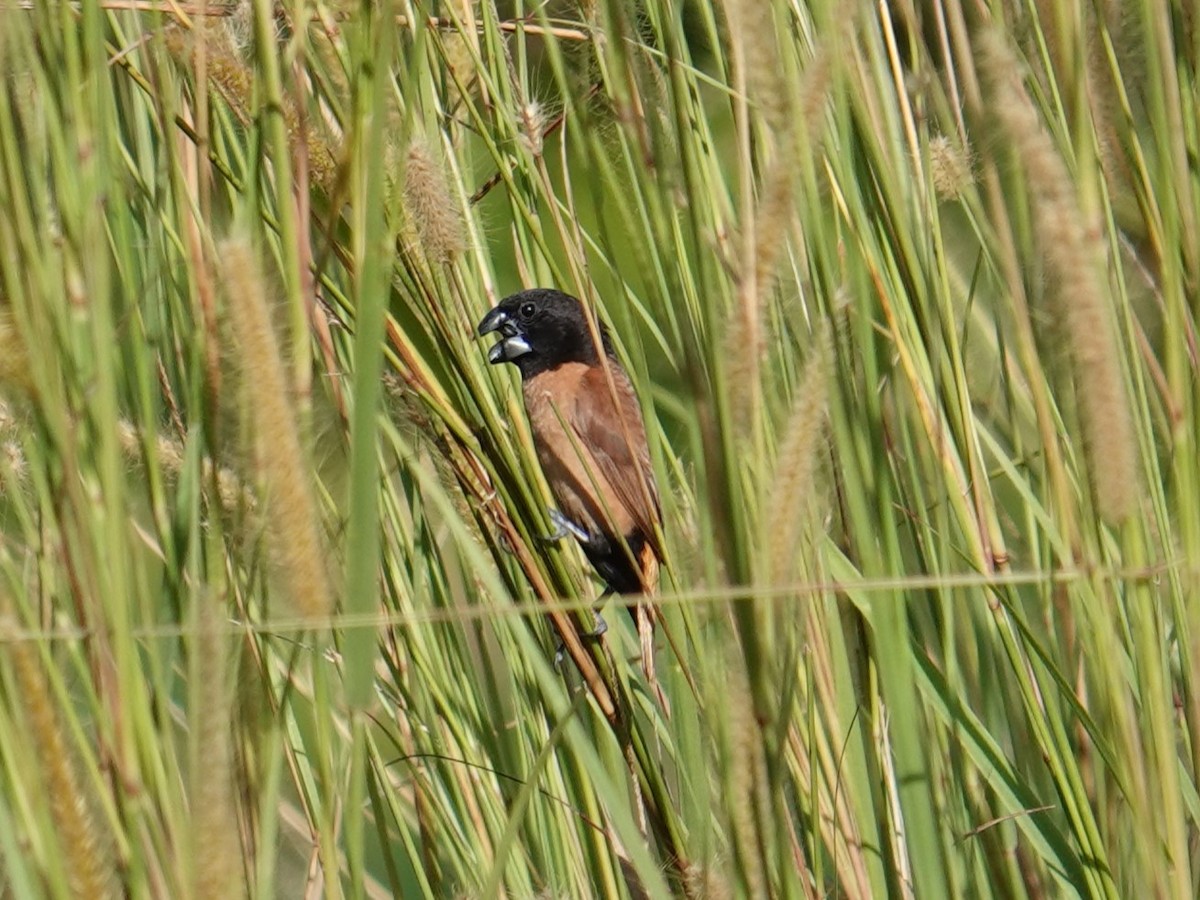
[478,288,664,684]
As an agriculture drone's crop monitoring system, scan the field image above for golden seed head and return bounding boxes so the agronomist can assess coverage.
[724,661,767,897]
[403,138,467,264]
[928,134,975,200]
[767,328,831,584]
[4,621,115,898]
[220,238,334,620]
[0,307,34,395]
[981,29,1138,524]
[223,0,253,58]
[682,863,734,900]
[190,596,242,900]
[518,101,548,156]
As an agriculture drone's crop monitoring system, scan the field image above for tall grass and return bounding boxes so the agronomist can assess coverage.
[0,1,1196,897]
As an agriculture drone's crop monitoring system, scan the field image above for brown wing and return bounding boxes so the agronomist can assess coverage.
[571,361,663,560]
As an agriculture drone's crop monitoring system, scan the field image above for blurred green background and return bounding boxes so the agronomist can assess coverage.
[0,1,1197,898]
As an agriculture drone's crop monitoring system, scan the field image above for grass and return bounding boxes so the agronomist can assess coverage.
[0,0,1197,897]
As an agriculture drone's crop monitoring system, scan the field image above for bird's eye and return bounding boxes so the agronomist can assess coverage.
[519,302,536,319]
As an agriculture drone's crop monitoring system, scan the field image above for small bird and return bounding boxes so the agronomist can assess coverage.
[478,288,663,676]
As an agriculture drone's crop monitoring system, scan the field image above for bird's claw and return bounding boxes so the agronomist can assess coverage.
[552,611,609,669]
[542,509,590,544]
[588,610,608,638]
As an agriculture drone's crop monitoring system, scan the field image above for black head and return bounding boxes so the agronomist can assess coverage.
[477,288,612,379]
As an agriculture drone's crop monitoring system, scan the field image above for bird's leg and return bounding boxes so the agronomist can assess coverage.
[542,508,590,544]
[541,512,605,637]
[588,589,612,638]
[553,589,613,668]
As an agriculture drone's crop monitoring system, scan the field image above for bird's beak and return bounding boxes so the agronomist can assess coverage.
[477,308,532,364]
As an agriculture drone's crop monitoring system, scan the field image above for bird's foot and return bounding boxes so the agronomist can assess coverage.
[588,610,608,638]
[552,610,609,669]
[542,509,590,544]
[589,590,613,637]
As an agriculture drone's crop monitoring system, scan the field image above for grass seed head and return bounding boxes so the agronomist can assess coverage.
[929,134,975,200]
[403,138,467,264]
[190,596,243,900]
[981,30,1137,524]
[3,618,116,899]
[0,306,33,395]
[220,237,334,621]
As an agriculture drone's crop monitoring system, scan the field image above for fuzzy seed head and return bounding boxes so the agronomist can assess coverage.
[0,398,26,489]
[518,101,548,156]
[683,862,735,900]
[116,419,252,514]
[223,0,253,57]
[928,135,975,200]
[165,19,339,195]
[164,23,253,126]
[721,0,788,132]
[3,618,116,898]
[220,238,334,620]
[439,2,482,110]
[721,662,768,898]
[190,596,243,900]
[981,30,1138,524]
[403,138,467,264]
[2,440,25,484]
[0,306,33,395]
[767,330,831,585]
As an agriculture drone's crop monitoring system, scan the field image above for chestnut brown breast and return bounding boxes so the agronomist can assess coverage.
[522,360,660,555]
